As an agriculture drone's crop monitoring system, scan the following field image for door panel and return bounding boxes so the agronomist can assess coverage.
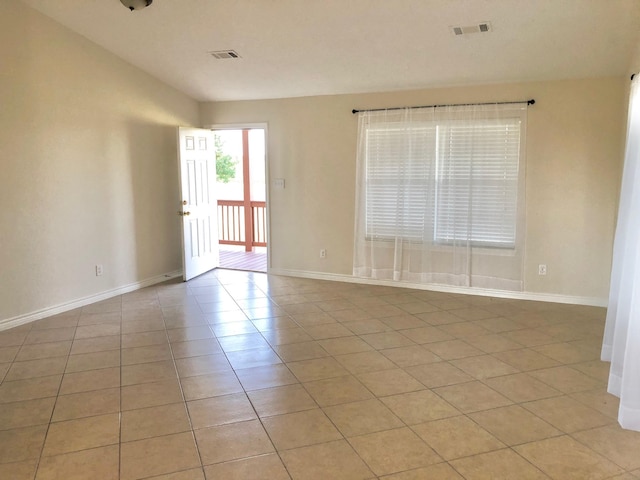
[178,127,219,281]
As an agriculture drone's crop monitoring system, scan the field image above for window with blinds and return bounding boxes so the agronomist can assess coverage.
[364,114,524,248]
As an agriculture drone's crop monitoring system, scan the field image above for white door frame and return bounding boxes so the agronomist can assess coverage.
[205,122,270,272]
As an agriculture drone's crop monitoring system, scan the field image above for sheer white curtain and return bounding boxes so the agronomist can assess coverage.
[601,76,640,431]
[353,103,527,291]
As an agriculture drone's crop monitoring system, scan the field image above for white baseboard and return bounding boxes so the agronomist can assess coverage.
[268,268,608,307]
[0,270,183,332]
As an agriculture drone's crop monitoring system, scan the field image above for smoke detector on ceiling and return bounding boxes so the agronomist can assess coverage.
[451,22,492,36]
[120,0,153,12]
[209,50,242,60]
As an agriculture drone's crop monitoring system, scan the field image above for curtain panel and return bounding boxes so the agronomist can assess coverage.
[353,103,527,291]
[601,76,640,432]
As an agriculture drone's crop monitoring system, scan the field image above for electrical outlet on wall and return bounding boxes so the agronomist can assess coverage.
[320,249,326,258]
[96,264,104,276]
[538,264,547,275]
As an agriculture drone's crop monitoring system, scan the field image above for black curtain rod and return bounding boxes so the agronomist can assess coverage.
[352,99,535,115]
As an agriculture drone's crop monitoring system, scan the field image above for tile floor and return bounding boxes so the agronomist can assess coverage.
[1,269,639,479]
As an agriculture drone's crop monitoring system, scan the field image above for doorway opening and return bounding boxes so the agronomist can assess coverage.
[213,128,267,272]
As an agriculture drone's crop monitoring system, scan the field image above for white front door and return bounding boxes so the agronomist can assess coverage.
[177,127,219,281]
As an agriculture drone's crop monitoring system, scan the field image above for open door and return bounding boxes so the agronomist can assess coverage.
[177,127,219,281]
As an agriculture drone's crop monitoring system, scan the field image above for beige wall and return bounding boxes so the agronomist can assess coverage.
[201,77,626,301]
[0,2,199,322]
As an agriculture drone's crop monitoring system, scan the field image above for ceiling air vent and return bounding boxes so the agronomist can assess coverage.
[451,22,492,36]
[209,50,241,59]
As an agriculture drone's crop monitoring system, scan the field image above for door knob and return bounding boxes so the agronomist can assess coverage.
[177,211,191,216]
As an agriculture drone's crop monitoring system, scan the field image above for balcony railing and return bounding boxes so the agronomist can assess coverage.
[218,199,267,250]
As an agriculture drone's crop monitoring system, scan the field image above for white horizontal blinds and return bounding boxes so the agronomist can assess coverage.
[365,121,436,240]
[435,118,522,247]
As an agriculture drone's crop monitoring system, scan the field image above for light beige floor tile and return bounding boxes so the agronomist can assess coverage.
[324,398,404,437]
[261,327,312,346]
[357,368,424,397]
[149,469,205,480]
[217,333,271,352]
[472,317,526,333]
[380,463,464,479]
[379,345,441,367]
[287,357,349,382]
[121,378,184,411]
[522,396,613,433]
[175,354,232,378]
[59,367,120,395]
[380,314,429,330]
[252,316,299,332]
[0,425,47,463]
[380,390,459,424]
[469,405,561,445]
[74,323,120,339]
[515,435,623,479]
[413,415,504,460]
[317,336,373,355]
[533,342,599,364]
[167,325,214,343]
[262,408,342,450]
[400,326,454,345]
[349,427,440,476]
[53,386,118,422]
[203,453,290,480]
[42,413,120,456]
[305,323,353,340]
[484,373,562,403]
[121,318,166,335]
[417,311,466,326]
[570,360,611,383]
[0,460,38,480]
[425,340,485,360]
[280,439,374,480]
[15,341,72,362]
[0,375,61,403]
[170,338,222,358]
[572,424,640,470]
[121,359,177,386]
[434,381,512,413]
[405,362,473,388]
[503,328,557,347]
[121,329,168,348]
[361,332,416,350]
[5,357,67,381]
[194,419,274,465]
[35,445,119,480]
[342,318,393,335]
[188,393,256,429]
[247,384,317,417]
[448,308,496,322]
[32,316,79,330]
[70,335,121,355]
[570,389,620,418]
[24,327,76,345]
[450,448,549,479]
[180,371,243,401]
[0,346,19,364]
[492,348,560,371]
[450,355,519,379]
[224,346,282,373]
[65,350,120,373]
[439,321,491,338]
[273,341,330,362]
[464,334,522,354]
[0,397,56,430]
[120,432,201,480]
[121,344,172,365]
[334,350,397,375]
[236,363,296,391]
[304,375,373,406]
[121,403,191,442]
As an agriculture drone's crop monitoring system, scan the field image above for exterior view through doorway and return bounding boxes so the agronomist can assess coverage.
[214,128,267,272]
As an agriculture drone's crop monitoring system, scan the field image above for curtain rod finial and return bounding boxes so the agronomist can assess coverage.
[528,99,535,105]
[632,73,636,81]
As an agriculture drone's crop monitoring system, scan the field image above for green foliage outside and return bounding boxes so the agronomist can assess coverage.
[215,136,238,183]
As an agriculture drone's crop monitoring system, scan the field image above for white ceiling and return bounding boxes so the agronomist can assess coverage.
[21,0,640,102]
